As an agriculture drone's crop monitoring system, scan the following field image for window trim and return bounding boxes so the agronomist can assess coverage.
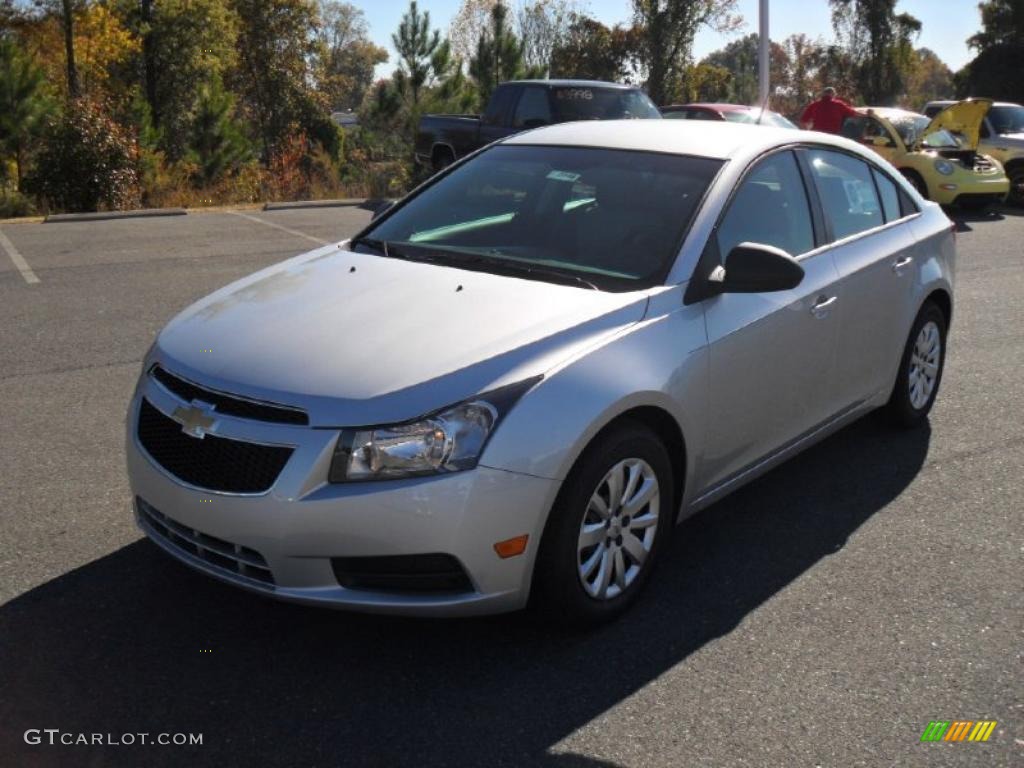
[510,85,552,129]
[684,146,818,305]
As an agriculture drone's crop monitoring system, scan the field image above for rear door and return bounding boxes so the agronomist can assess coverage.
[699,149,842,491]
[802,148,919,407]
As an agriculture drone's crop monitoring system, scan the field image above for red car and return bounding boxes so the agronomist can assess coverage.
[660,103,797,129]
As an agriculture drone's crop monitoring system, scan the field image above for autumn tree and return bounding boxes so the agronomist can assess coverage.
[550,14,640,82]
[449,0,499,64]
[319,1,387,111]
[631,0,740,106]
[702,33,789,106]
[903,48,952,107]
[230,0,335,160]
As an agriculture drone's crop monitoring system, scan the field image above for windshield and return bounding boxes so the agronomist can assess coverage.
[360,145,722,291]
[890,115,960,148]
[722,110,797,129]
[989,105,1024,135]
[549,88,662,121]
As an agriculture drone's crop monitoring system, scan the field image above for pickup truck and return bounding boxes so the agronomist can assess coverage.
[415,79,662,172]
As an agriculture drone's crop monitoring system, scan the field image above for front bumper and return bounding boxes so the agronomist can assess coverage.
[126,375,558,616]
[929,174,1009,205]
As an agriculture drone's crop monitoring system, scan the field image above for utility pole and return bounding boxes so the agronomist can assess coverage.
[758,0,770,107]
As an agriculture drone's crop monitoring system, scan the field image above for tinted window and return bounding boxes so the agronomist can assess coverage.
[512,87,552,128]
[482,86,515,126]
[872,168,901,222]
[549,88,661,121]
[989,105,1024,134]
[807,149,884,240]
[364,145,721,291]
[663,108,718,121]
[716,151,814,259]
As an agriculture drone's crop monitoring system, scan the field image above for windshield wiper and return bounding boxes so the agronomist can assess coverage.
[481,259,601,290]
[351,239,600,290]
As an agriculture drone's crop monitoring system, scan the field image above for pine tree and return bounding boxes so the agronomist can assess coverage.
[188,77,253,184]
[469,2,533,105]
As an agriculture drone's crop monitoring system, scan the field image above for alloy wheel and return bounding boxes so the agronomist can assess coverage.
[909,320,941,410]
[576,458,660,600]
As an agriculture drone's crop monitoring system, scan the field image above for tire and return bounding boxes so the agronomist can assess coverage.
[531,421,674,627]
[1007,163,1024,207]
[431,147,455,173]
[886,301,947,428]
[901,169,929,200]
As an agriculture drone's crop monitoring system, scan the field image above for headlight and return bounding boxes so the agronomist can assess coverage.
[934,158,955,176]
[328,377,541,482]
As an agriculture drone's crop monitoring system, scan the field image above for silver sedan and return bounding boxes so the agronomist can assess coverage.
[126,120,955,624]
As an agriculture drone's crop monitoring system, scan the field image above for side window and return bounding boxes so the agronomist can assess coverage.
[872,168,901,222]
[806,149,884,240]
[980,119,991,139]
[716,151,815,259]
[482,86,514,126]
[512,87,552,129]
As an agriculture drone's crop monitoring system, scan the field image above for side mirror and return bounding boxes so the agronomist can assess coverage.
[713,242,805,293]
[371,200,394,221]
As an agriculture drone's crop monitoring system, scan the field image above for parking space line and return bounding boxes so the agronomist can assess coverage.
[227,211,329,246]
[0,226,40,284]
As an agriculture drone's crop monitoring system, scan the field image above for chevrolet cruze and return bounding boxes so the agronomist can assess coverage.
[127,121,955,624]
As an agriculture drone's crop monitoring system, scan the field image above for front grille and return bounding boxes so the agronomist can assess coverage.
[137,399,293,493]
[151,365,308,425]
[137,497,275,587]
[331,553,473,593]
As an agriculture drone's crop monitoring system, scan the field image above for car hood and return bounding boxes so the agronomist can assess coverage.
[153,244,649,426]
[919,99,992,151]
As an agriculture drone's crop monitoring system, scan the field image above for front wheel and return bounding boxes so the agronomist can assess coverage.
[886,302,947,428]
[901,169,929,200]
[531,421,673,626]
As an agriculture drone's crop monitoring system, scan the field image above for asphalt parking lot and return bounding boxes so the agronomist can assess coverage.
[0,203,1021,767]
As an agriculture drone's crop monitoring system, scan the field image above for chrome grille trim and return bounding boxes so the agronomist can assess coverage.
[136,497,276,589]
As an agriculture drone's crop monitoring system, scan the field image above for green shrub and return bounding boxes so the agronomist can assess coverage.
[26,98,141,213]
[0,187,36,218]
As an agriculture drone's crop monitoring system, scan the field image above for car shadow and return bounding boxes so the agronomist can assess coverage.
[0,417,931,768]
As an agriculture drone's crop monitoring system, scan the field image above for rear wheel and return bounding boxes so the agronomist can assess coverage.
[886,302,947,428]
[531,421,673,626]
[1006,163,1024,207]
[901,169,929,200]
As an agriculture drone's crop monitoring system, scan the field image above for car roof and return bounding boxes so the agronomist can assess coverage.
[926,99,1021,108]
[508,79,636,90]
[502,119,844,160]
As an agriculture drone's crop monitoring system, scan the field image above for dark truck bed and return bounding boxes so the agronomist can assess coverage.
[415,80,661,172]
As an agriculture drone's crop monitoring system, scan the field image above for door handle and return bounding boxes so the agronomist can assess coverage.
[892,255,914,273]
[810,295,837,317]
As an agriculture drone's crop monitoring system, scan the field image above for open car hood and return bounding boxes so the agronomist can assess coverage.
[918,99,992,151]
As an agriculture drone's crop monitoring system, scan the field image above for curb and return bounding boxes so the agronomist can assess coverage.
[45,208,187,223]
[263,198,369,211]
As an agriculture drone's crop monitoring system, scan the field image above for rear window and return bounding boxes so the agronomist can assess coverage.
[549,88,662,122]
[362,145,721,291]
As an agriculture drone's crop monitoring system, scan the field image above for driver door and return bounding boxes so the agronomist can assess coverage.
[697,150,843,493]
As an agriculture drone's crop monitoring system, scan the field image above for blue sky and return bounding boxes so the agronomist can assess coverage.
[364,0,981,79]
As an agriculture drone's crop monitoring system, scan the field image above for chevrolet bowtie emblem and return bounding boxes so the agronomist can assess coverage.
[171,401,217,439]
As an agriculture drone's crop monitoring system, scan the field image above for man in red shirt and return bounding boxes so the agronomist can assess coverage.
[800,87,860,134]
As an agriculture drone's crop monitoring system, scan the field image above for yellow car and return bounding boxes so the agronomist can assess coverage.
[840,100,1009,208]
